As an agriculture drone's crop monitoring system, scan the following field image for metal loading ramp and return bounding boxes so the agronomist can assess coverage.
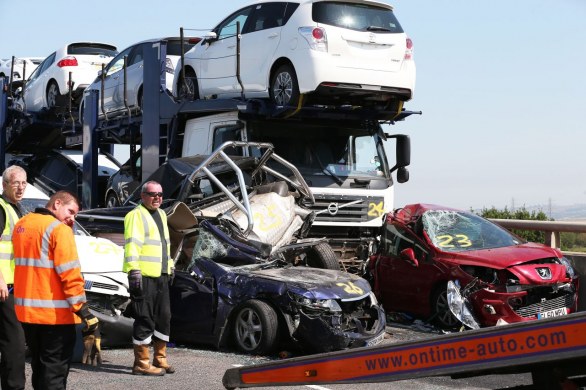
[223,311,586,389]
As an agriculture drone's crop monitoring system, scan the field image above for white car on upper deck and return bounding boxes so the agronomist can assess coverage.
[174,0,415,109]
[79,37,198,121]
[0,57,44,84]
[14,42,117,113]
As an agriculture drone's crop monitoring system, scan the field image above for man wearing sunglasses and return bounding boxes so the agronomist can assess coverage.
[123,180,175,376]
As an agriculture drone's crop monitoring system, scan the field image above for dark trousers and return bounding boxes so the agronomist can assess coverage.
[0,294,26,390]
[21,323,76,390]
[132,275,171,344]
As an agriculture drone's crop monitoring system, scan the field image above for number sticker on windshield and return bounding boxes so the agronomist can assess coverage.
[436,234,472,248]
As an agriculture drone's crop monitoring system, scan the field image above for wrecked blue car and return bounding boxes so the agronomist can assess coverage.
[169,218,386,354]
[80,141,385,353]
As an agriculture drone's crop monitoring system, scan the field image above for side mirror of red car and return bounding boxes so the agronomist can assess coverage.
[400,248,419,267]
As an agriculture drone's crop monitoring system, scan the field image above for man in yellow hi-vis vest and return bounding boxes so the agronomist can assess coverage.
[0,166,27,390]
[124,180,174,376]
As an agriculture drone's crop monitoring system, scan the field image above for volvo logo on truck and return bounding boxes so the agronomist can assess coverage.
[328,203,339,216]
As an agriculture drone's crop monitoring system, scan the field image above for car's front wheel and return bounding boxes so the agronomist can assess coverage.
[432,283,461,329]
[233,300,278,355]
[46,80,60,109]
[269,64,300,106]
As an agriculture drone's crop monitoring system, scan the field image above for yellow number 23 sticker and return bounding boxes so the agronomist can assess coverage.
[436,234,472,248]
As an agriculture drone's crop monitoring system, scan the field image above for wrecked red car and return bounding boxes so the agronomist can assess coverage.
[368,203,579,328]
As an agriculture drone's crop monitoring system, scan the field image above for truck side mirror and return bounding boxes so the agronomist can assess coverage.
[397,166,409,183]
[386,134,411,179]
[395,134,411,167]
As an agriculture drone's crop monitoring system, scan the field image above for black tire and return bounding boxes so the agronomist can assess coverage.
[78,101,85,125]
[137,87,143,112]
[177,68,199,100]
[305,242,340,270]
[431,283,461,329]
[105,192,120,208]
[46,80,60,109]
[269,64,299,106]
[232,300,278,355]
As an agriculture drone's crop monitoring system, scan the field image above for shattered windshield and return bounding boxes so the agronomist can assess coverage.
[422,210,521,252]
[189,222,260,269]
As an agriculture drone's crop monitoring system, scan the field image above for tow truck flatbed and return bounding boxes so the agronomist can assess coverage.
[223,311,586,389]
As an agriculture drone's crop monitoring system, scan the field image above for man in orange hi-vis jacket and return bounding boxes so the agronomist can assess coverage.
[12,191,98,390]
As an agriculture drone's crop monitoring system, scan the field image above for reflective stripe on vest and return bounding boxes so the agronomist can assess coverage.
[13,214,86,325]
[123,205,171,277]
[0,199,18,284]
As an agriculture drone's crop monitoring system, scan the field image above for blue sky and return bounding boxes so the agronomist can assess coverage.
[2,0,585,211]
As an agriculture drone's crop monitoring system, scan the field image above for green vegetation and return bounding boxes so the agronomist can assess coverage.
[478,206,548,244]
[477,206,586,252]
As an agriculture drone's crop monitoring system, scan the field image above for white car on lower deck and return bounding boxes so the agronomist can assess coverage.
[9,181,131,346]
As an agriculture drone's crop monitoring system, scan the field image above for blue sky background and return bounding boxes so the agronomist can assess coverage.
[2,0,585,211]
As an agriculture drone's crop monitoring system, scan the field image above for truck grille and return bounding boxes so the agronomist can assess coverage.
[84,280,120,292]
[514,293,574,318]
[310,194,384,223]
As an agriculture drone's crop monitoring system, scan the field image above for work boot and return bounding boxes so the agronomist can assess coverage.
[153,339,176,374]
[132,344,165,376]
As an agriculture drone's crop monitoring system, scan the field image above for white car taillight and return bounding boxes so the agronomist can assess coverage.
[57,56,79,67]
[404,37,413,60]
[298,27,327,52]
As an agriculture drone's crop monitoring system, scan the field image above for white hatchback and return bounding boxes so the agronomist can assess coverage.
[16,42,117,113]
[174,0,415,109]
[80,37,197,121]
[0,57,44,84]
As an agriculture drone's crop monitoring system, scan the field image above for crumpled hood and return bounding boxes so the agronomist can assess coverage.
[444,242,562,269]
[247,267,372,300]
[76,235,129,296]
[444,242,571,285]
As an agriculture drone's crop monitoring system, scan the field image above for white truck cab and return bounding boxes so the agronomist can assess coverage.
[181,111,410,273]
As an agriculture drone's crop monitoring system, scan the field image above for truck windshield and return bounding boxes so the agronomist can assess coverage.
[248,121,388,183]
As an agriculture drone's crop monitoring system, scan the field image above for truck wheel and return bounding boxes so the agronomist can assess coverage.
[306,242,340,270]
[233,300,278,355]
[269,64,299,106]
[46,81,60,109]
[431,283,461,329]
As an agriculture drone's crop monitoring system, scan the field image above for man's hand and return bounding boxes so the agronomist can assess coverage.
[169,267,175,285]
[75,303,99,333]
[128,269,142,297]
[82,325,103,366]
[0,274,9,302]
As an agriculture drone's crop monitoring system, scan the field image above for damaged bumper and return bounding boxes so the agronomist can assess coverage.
[292,293,386,352]
[469,282,578,327]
